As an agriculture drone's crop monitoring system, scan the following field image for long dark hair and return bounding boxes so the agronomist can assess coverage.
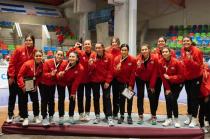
[25,34,35,46]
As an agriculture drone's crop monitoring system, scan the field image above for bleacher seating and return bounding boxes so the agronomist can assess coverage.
[166,25,210,60]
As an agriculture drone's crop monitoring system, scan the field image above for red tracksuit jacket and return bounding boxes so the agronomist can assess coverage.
[56,60,84,95]
[66,47,96,83]
[113,55,136,87]
[159,57,185,90]
[17,59,43,90]
[181,45,203,80]
[200,64,210,97]
[41,58,62,86]
[135,54,158,89]
[106,46,121,58]
[8,45,36,79]
[89,53,113,83]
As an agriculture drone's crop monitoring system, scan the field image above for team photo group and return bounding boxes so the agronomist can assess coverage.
[6,34,210,133]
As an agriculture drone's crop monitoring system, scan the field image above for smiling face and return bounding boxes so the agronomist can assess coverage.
[121,46,129,58]
[95,43,104,56]
[34,51,43,63]
[157,37,166,48]
[162,47,171,60]
[183,37,192,48]
[83,40,92,53]
[68,52,78,64]
[55,51,64,63]
[25,37,34,48]
[141,45,150,58]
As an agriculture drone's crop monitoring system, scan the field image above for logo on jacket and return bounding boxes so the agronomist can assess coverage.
[171,67,175,70]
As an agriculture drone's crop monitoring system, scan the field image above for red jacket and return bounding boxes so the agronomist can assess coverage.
[66,47,96,83]
[135,54,158,88]
[89,53,113,83]
[41,58,62,86]
[200,64,210,97]
[159,57,185,90]
[56,60,84,95]
[8,45,36,79]
[181,46,203,80]
[106,46,121,58]
[17,59,43,90]
[113,55,136,87]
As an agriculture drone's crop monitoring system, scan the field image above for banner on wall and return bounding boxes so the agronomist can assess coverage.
[0,65,8,89]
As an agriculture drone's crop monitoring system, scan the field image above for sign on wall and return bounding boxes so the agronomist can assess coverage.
[0,65,8,89]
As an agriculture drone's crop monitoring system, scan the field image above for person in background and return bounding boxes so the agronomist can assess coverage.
[106,37,121,120]
[89,42,114,126]
[39,50,64,126]
[113,44,136,124]
[181,36,203,128]
[17,50,43,126]
[135,43,159,125]
[159,47,184,128]
[7,34,36,123]
[57,52,84,124]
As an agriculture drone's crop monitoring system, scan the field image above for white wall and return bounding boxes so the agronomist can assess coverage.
[148,0,210,28]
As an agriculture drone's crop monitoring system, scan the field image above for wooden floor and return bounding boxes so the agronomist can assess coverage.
[0,97,187,127]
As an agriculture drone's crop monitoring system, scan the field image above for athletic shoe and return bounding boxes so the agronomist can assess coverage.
[108,117,114,127]
[127,116,133,124]
[184,115,192,125]
[59,117,65,125]
[93,115,100,124]
[162,118,172,126]
[189,117,197,128]
[118,116,124,124]
[6,115,14,123]
[151,116,157,125]
[68,116,75,124]
[42,118,50,126]
[22,118,29,126]
[137,115,144,125]
[85,113,91,121]
[33,116,41,124]
[202,127,208,133]
[174,118,181,128]
[49,116,55,124]
[79,113,86,121]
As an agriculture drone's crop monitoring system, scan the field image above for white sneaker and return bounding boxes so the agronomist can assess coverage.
[49,116,55,124]
[34,116,41,124]
[59,117,65,125]
[174,118,181,128]
[162,118,172,127]
[6,116,14,123]
[79,113,86,121]
[204,120,209,127]
[22,118,29,126]
[68,116,75,124]
[189,117,198,128]
[108,117,114,127]
[202,127,208,133]
[93,115,100,124]
[85,113,90,121]
[42,118,50,126]
[15,116,24,122]
[184,115,192,125]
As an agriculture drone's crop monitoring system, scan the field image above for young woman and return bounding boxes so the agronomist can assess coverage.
[106,37,121,120]
[67,40,96,121]
[78,40,96,121]
[135,43,159,125]
[57,52,84,124]
[7,34,36,123]
[159,47,184,128]
[152,36,176,118]
[17,50,43,126]
[39,50,64,126]
[89,42,114,126]
[113,44,136,124]
[181,36,203,128]
[199,62,210,133]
